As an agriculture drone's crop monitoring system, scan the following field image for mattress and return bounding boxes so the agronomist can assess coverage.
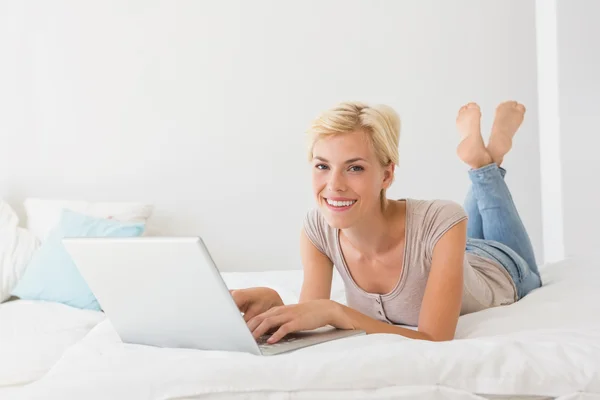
[3,256,600,400]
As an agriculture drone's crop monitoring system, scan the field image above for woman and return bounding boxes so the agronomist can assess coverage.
[231,101,542,343]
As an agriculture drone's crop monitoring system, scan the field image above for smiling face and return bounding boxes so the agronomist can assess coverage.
[312,130,394,229]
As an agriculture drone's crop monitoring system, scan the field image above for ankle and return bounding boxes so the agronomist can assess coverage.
[466,150,493,170]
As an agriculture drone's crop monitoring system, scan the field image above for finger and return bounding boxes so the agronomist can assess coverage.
[267,322,298,344]
[244,305,266,323]
[252,315,290,340]
[247,306,280,331]
[246,304,286,323]
[243,310,254,322]
[246,308,269,331]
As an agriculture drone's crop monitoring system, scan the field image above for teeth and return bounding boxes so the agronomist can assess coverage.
[326,199,356,207]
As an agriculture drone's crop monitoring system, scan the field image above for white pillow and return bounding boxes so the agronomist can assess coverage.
[0,201,40,302]
[24,198,154,242]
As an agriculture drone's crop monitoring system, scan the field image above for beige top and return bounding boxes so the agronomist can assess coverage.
[303,198,517,326]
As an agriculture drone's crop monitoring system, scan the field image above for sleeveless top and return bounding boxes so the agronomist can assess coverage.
[303,198,517,326]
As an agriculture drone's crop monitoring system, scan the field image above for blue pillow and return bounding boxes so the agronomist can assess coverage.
[11,209,145,310]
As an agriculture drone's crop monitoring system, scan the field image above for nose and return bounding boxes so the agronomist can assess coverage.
[327,170,347,192]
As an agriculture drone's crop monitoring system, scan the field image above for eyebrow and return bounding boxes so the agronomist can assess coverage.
[313,156,368,164]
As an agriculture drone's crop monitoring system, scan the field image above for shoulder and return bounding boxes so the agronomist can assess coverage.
[408,198,466,216]
[304,207,329,232]
[303,208,334,256]
[409,198,467,222]
[406,198,468,257]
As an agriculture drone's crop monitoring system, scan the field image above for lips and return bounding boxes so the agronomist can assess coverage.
[324,197,357,212]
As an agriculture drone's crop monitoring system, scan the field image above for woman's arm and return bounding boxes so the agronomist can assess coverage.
[230,228,332,321]
[248,221,467,343]
[334,220,467,341]
[298,228,334,303]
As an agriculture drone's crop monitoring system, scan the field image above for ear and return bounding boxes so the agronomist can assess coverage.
[382,162,395,188]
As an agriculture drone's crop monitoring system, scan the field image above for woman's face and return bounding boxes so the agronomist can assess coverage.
[311,130,393,229]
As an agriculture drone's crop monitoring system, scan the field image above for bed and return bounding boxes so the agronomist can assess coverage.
[0,300,104,398]
[2,255,600,400]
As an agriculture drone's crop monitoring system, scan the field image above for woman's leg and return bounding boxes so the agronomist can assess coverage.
[463,167,506,240]
[456,102,489,240]
[463,186,483,239]
[456,101,539,278]
[468,164,538,276]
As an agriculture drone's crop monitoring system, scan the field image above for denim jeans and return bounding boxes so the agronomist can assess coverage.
[464,163,542,299]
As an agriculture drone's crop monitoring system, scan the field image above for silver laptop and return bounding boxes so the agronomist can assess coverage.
[62,236,365,355]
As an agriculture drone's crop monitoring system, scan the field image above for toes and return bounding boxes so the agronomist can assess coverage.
[457,102,481,122]
[460,102,479,109]
[460,102,480,111]
[498,100,517,109]
[458,103,481,115]
[496,100,526,114]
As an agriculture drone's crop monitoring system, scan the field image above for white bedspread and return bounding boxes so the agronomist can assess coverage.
[7,256,600,399]
[0,300,104,387]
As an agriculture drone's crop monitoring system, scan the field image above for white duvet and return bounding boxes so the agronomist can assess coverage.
[6,256,600,400]
[0,300,105,393]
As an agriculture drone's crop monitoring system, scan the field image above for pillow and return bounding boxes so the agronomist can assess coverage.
[24,198,153,242]
[11,209,145,310]
[0,201,40,302]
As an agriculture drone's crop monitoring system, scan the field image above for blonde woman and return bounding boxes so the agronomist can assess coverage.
[231,101,542,343]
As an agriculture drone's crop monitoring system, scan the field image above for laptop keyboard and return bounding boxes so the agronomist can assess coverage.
[257,334,298,347]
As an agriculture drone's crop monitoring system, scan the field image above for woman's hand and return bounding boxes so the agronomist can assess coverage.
[229,287,284,322]
[247,299,347,343]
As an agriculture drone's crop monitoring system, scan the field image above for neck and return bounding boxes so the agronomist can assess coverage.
[341,199,405,257]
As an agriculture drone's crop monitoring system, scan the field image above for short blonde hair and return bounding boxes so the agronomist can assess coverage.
[306,101,401,207]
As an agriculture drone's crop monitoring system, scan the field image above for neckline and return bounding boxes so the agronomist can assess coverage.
[334,198,411,299]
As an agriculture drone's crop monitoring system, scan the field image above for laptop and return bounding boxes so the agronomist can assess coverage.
[62,236,365,355]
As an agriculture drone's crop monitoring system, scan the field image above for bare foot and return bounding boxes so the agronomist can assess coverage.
[456,102,493,169]
[487,101,526,166]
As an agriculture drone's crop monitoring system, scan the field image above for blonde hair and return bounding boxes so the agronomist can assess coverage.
[306,101,401,209]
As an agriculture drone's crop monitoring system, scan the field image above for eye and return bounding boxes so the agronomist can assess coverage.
[315,164,329,170]
[349,165,364,172]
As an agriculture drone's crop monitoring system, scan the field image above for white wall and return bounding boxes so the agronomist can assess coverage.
[535,0,565,263]
[554,0,600,259]
[0,0,543,271]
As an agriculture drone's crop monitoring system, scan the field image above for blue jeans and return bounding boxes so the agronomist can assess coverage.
[464,163,542,299]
